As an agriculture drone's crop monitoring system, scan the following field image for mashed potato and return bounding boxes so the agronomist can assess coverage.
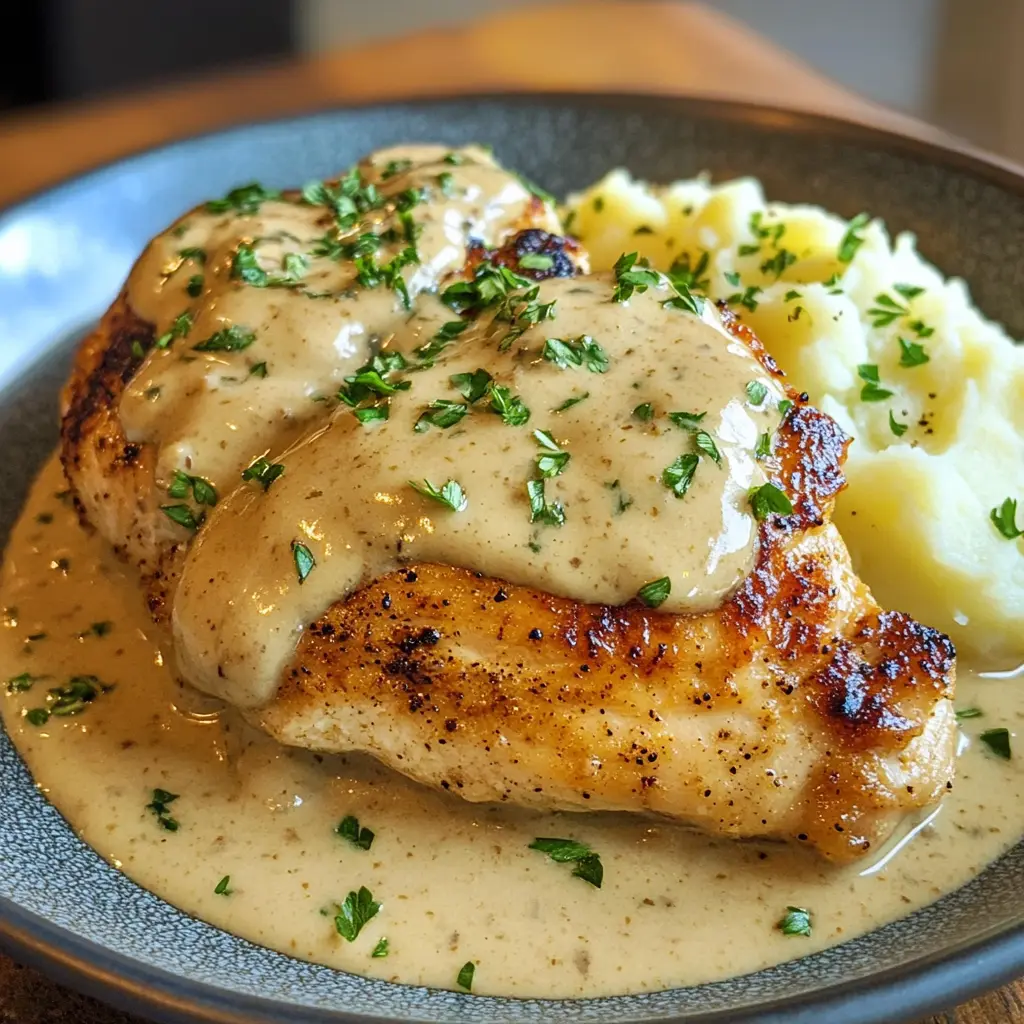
[566,171,1024,664]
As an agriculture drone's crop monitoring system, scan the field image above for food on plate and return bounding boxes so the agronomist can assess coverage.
[1,143,1020,997]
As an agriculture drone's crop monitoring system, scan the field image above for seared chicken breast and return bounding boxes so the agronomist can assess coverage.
[59,146,956,864]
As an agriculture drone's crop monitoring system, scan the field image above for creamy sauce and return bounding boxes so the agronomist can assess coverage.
[174,278,778,707]
[121,144,558,492]
[3,456,1023,997]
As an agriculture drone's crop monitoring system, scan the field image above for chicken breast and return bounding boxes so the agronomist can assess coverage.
[59,146,956,864]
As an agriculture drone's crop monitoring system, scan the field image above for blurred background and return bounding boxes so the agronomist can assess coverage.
[1,0,1019,161]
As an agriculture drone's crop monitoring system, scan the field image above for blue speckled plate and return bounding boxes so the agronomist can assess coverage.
[1,95,1022,1024]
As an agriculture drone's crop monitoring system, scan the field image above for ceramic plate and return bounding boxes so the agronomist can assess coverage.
[1,94,1022,1024]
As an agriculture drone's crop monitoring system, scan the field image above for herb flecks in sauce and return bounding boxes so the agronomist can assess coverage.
[529,837,604,888]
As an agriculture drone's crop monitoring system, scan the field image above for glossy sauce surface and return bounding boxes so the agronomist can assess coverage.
[2,456,1022,997]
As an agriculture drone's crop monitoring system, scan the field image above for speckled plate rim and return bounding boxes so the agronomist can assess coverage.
[0,91,1022,1024]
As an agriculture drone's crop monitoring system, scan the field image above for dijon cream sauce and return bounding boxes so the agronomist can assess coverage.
[3,456,1024,998]
[120,144,555,492]
[175,278,780,707]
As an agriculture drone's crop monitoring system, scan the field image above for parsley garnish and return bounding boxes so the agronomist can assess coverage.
[637,577,671,608]
[7,672,43,694]
[337,815,375,851]
[526,479,565,526]
[867,293,908,329]
[372,938,390,958]
[889,411,908,437]
[334,887,381,942]
[749,482,793,519]
[488,384,530,426]
[292,541,315,583]
[534,430,570,477]
[894,283,924,300]
[837,212,870,263]
[436,171,456,196]
[443,151,465,165]
[186,274,204,297]
[778,906,812,936]
[857,364,893,401]
[725,285,762,311]
[909,319,935,338]
[178,246,206,265]
[725,271,742,287]
[161,504,200,531]
[755,432,772,458]
[980,728,1011,759]
[745,380,768,405]
[990,498,1022,539]
[552,393,589,413]
[146,788,180,832]
[611,252,661,303]
[168,470,217,506]
[414,400,467,432]
[956,707,983,721]
[441,262,532,315]
[249,361,268,378]
[633,402,654,422]
[450,368,493,403]
[214,875,232,896]
[156,310,193,349]
[667,251,710,293]
[668,410,706,431]
[380,158,412,179]
[409,479,468,512]
[778,398,794,417]
[415,320,469,364]
[783,289,802,301]
[528,837,603,887]
[520,253,554,271]
[760,248,796,280]
[694,431,721,464]
[898,337,929,367]
[457,961,476,991]
[662,454,699,498]
[242,456,285,490]
[206,182,280,215]
[542,335,609,373]
[193,325,255,352]
[77,621,112,639]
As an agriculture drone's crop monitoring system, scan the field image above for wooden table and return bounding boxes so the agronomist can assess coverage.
[0,3,1018,1021]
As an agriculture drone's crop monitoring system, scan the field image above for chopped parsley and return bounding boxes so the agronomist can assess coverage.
[783,289,802,302]
[520,253,554,271]
[334,886,381,942]
[760,248,796,280]
[249,361,268,378]
[990,498,1022,540]
[77,621,113,639]
[955,707,983,721]
[178,246,206,265]
[837,213,870,263]
[292,541,316,583]
[488,384,531,426]
[867,292,908,329]
[725,285,762,311]
[755,432,772,458]
[667,251,710,293]
[897,337,930,367]
[441,262,532,315]
[694,431,721,464]
[372,937,390,958]
[186,274,204,297]
[778,906,812,937]
[909,319,935,338]
[160,504,201,531]
[526,479,565,527]
[337,815,375,851]
[192,325,256,352]
[7,672,43,694]
[893,283,925,301]
[457,961,476,991]
[146,788,180,832]
[168,470,217,506]
[528,837,603,887]
[745,380,768,405]
[380,158,412,178]
[206,182,280,215]
[632,402,655,422]
[857,364,893,402]
[611,252,661,303]
[156,310,193,349]
[749,482,793,520]
[668,410,706,431]
[214,875,233,896]
[552,393,589,413]
[662,453,699,498]
[414,400,468,432]
[637,577,671,608]
[436,171,456,197]
[889,411,909,437]
[533,430,570,477]
[725,271,742,287]
[242,456,285,490]
[409,478,468,512]
[443,151,465,165]
[450,368,493,403]
[980,728,1011,759]
[415,320,469,364]
[542,335,609,373]
[778,398,794,417]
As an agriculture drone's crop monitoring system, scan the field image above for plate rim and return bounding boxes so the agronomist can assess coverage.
[1,90,1022,1024]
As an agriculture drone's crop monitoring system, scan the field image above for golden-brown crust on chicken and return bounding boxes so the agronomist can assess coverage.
[258,398,955,862]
